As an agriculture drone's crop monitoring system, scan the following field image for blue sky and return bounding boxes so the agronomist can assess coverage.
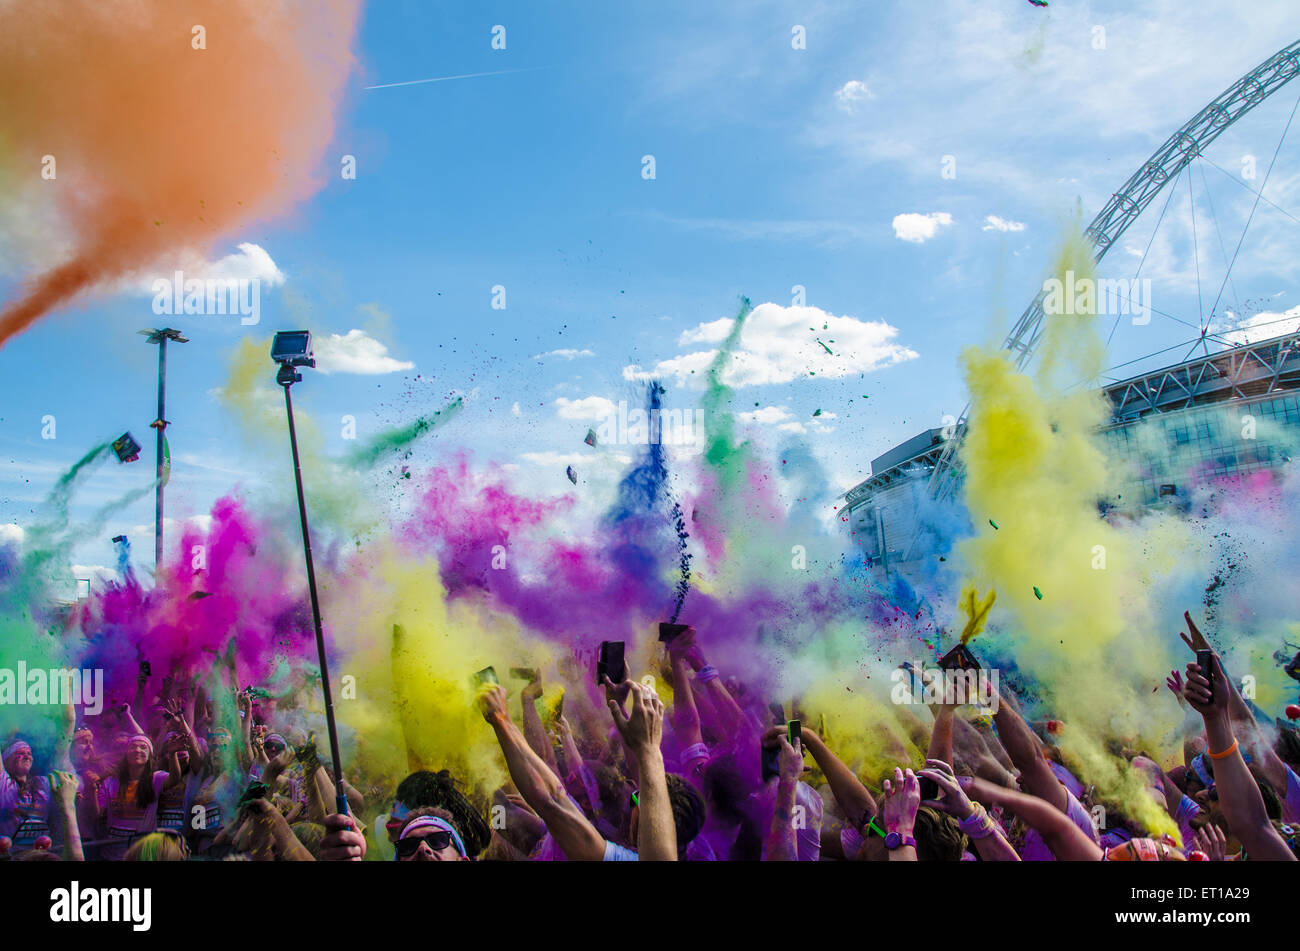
[4,0,1300,585]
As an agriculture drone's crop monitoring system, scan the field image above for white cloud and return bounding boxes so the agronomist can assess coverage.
[533,349,595,360]
[0,524,24,546]
[982,215,1026,233]
[314,329,415,375]
[739,405,795,425]
[892,212,953,243]
[122,242,286,294]
[624,302,918,388]
[1214,304,1300,346]
[554,396,617,420]
[835,79,874,109]
[511,402,522,417]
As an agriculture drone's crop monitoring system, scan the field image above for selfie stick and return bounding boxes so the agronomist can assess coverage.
[276,359,349,817]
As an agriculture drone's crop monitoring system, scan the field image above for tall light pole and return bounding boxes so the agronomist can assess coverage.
[139,328,188,571]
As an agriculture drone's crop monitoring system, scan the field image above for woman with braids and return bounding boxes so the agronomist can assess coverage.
[382,769,492,858]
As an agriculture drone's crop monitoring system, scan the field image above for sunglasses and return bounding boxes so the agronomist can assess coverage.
[395,831,453,858]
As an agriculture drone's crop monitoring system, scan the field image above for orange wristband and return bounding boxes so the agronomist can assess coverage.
[1207,739,1238,760]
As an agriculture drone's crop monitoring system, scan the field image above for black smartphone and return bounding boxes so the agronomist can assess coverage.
[509,667,538,683]
[658,622,689,643]
[918,776,940,801]
[939,643,981,672]
[596,641,626,685]
[787,718,801,750]
[139,660,152,678]
[473,666,499,688]
[1196,649,1215,703]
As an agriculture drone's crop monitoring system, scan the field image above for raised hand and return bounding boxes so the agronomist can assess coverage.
[881,766,921,835]
[1193,822,1227,861]
[776,733,803,784]
[606,677,664,756]
[917,764,975,821]
[476,683,510,725]
[1178,610,1210,654]
[1183,654,1229,718]
[1165,669,1185,702]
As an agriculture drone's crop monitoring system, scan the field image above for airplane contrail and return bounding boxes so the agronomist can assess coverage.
[364,66,545,90]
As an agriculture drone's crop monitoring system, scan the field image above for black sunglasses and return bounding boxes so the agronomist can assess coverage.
[396,831,453,858]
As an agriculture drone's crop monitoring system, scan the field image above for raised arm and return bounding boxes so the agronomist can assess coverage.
[919,761,1019,861]
[519,674,559,774]
[763,734,802,861]
[927,703,955,768]
[990,683,1067,812]
[963,775,1102,860]
[1184,654,1295,861]
[800,725,877,827]
[1179,612,1291,793]
[478,683,607,861]
[606,677,676,861]
[50,771,83,862]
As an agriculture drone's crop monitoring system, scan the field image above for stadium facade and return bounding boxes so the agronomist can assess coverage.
[842,329,1300,570]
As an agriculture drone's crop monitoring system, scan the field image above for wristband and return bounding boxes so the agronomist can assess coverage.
[680,742,709,765]
[1207,739,1238,761]
[957,802,998,839]
[695,665,720,684]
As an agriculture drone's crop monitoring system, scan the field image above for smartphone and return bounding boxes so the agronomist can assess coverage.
[939,643,982,672]
[787,718,801,750]
[473,666,499,688]
[658,622,690,644]
[918,776,940,801]
[761,743,780,782]
[1196,649,1215,703]
[596,641,626,685]
[509,667,539,683]
[139,660,152,678]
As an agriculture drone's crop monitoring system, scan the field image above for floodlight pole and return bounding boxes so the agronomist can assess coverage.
[142,328,187,571]
[153,335,167,570]
[276,362,349,817]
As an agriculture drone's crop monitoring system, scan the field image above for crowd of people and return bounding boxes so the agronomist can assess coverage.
[2,612,1297,862]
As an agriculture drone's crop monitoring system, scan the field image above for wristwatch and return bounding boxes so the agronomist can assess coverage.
[884,831,917,850]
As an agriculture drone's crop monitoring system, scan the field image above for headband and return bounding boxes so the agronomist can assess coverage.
[397,816,467,857]
[128,734,154,755]
[263,733,288,748]
[1189,753,1214,789]
[3,741,31,760]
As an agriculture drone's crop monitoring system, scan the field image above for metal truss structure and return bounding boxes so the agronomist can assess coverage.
[1103,328,1300,423]
[924,38,1300,505]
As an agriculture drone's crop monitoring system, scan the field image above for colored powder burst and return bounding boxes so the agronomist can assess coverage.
[954,225,1184,840]
[346,397,464,468]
